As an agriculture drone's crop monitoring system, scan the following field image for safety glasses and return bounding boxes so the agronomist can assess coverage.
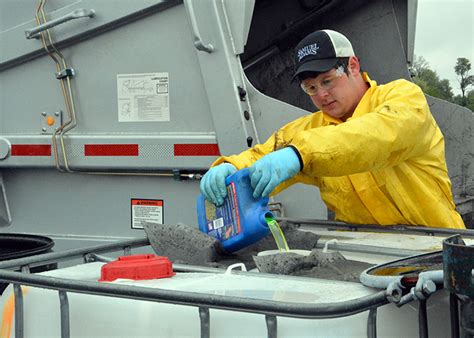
[300,71,343,96]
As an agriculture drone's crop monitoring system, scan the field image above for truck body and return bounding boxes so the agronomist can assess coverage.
[0,1,473,336]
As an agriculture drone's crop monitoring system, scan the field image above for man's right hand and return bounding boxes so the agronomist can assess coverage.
[200,163,237,206]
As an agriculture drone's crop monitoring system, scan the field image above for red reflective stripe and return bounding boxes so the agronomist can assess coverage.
[84,144,139,156]
[11,145,51,156]
[174,144,220,156]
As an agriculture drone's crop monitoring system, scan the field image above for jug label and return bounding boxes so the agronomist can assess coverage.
[205,182,241,241]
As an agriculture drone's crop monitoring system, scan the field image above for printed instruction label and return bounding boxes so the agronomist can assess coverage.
[131,199,164,229]
[205,182,241,241]
[117,72,170,122]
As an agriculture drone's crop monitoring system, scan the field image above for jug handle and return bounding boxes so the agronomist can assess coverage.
[225,263,247,274]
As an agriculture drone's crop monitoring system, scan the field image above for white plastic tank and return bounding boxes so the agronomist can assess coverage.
[0,261,450,338]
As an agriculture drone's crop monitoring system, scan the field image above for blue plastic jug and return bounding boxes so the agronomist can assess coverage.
[197,168,272,252]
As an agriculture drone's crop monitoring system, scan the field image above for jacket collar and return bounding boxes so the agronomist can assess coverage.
[320,72,376,124]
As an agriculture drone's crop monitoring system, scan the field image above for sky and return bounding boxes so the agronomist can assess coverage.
[415,0,474,95]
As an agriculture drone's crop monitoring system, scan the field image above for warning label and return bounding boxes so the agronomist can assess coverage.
[131,199,164,229]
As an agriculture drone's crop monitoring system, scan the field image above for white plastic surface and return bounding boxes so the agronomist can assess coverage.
[0,262,451,338]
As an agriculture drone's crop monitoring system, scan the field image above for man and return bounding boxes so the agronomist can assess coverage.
[200,29,465,229]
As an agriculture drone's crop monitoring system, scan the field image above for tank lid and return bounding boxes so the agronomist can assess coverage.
[99,254,175,282]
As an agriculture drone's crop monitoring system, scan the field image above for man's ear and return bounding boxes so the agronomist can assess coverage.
[348,56,361,75]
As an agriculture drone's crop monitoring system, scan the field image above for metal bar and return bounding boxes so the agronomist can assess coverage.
[2,0,182,72]
[0,237,149,270]
[418,299,429,338]
[367,307,377,338]
[243,46,279,71]
[174,264,227,274]
[83,253,114,263]
[316,240,420,258]
[199,307,210,338]
[281,217,474,238]
[59,290,70,338]
[183,0,214,52]
[0,269,389,319]
[450,294,460,338]
[13,284,24,338]
[265,315,277,338]
[26,8,95,39]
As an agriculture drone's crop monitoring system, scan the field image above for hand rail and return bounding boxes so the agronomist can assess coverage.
[183,0,214,53]
[25,8,95,39]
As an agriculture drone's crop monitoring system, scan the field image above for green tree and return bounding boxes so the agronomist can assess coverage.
[453,90,474,111]
[411,55,454,101]
[465,90,474,111]
[454,57,474,106]
[411,55,430,76]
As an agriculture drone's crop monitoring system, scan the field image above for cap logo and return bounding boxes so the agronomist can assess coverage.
[297,43,320,61]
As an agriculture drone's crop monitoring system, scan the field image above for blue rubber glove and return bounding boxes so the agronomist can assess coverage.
[249,147,301,199]
[200,163,237,206]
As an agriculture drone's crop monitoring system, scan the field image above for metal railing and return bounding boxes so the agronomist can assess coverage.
[0,237,392,338]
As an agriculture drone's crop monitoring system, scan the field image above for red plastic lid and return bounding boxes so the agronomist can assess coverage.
[98,254,175,282]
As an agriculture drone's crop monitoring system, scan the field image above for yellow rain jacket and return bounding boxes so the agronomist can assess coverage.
[212,73,465,229]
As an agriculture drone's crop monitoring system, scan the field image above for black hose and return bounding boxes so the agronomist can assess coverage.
[367,307,377,338]
[449,294,460,338]
[418,299,429,338]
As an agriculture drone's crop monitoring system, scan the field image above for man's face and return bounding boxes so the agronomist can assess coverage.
[300,65,360,121]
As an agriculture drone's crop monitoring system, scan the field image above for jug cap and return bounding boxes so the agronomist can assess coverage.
[99,254,175,282]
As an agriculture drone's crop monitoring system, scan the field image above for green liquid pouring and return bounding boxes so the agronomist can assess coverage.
[265,216,289,252]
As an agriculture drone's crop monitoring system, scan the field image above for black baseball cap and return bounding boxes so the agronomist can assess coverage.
[293,29,355,80]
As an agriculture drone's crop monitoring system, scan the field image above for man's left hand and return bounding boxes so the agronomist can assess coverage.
[249,147,301,199]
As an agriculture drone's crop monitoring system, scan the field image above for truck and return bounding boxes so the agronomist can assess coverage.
[0,0,473,337]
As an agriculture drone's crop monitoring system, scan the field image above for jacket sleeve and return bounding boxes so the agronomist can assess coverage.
[290,80,437,177]
[210,134,277,169]
[210,115,321,194]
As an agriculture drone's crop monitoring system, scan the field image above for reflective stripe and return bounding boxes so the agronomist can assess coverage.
[84,144,139,156]
[11,145,51,156]
[174,144,220,156]
[10,144,220,157]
